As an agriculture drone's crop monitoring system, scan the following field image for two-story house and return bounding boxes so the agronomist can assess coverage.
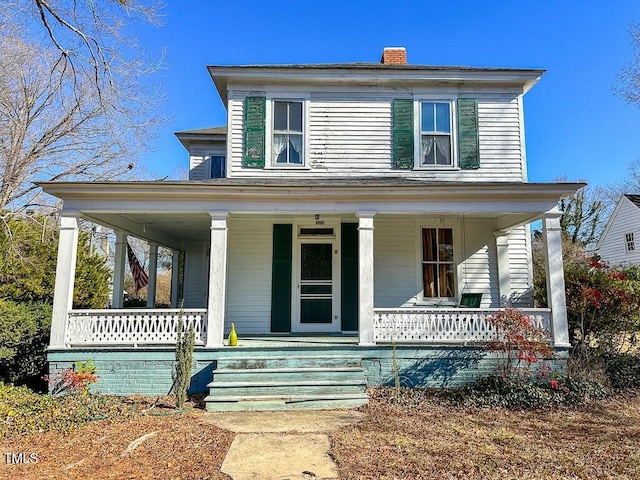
[42,48,581,410]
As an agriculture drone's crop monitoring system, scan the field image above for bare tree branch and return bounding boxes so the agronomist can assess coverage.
[0,36,158,211]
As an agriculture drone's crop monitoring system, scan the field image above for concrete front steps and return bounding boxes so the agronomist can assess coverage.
[204,354,368,411]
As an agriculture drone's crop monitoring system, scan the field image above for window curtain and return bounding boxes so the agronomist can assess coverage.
[289,134,303,163]
[422,136,450,165]
[272,134,287,163]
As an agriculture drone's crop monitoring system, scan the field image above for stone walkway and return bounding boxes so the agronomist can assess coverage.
[205,410,365,480]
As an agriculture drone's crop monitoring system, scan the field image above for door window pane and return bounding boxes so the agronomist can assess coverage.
[301,243,332,280]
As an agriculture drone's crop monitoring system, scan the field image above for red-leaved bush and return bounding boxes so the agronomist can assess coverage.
[486,308,555,380]
[44,360,98,395]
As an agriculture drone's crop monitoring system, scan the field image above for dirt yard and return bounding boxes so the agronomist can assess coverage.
[2,392,640,479]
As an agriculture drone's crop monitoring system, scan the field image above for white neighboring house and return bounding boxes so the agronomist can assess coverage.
[40,47,582,407]
[597,194,640,266]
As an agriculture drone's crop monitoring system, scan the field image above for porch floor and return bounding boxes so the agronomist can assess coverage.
[221,335,359,348]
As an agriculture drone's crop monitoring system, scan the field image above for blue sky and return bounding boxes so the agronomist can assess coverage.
[137,0,640,187]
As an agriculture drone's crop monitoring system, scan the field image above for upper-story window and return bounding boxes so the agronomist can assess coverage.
[392,98,478,171]
[272,101,304,165]
[210,155,226,178]
[420,101,453,167]
[626,232,635,252]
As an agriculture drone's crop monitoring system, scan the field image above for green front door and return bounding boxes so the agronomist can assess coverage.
[299,242,333,326]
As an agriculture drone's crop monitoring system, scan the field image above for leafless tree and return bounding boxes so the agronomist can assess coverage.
[617,23,640,107]
[1,1,163,102]
[0,1,164,212]
[0,37,160,211]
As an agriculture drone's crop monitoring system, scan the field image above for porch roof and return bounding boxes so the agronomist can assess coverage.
[39,179,583,249]
[40,178,582,198]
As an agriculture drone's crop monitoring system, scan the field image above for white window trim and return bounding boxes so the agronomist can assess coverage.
[265,94,311,170]
[413,97,459,170]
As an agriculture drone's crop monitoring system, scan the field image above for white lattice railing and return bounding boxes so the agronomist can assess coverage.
[65,309,207,346]
[373,308,551,344]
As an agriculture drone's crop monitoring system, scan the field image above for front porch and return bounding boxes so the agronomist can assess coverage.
[41,179,580,404]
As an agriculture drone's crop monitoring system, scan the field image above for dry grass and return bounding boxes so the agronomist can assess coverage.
[330,389,640,480]
[0,401,234,480]
[3,390,640,479]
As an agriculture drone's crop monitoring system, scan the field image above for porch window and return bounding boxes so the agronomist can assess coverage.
[273,100,303,165]
[422,228,455,298]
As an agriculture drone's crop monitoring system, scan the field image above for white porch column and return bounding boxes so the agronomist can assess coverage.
[494,232,511,305]
[170,250,180,308]
[542,207,570,347]
[112,231,127,308]
[50,214,79,348]
[206,212,229,347]
[357,212,376,346]
[146,242,158,308]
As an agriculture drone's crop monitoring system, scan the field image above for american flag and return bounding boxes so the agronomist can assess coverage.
[127,243,149,294]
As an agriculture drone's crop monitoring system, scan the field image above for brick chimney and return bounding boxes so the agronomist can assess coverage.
[380,47,407,65]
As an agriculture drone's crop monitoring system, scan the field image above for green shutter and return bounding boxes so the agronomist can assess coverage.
[458,98,480,170]
[392,99,414,169]
[341,223,359,332]
[244,96,266,168]
[271,224,292,332]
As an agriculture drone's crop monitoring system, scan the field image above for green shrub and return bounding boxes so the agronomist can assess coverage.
[0,383,138,438]
[172,311,195,408]
[0,300,51,389]
[0,214,111,307]
[447,373,612,409]
[603,352,640,390]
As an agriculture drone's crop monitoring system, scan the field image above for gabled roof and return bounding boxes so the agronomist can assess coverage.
[175,126,227,136]
[174,126,227,150]
[624,194,640,209]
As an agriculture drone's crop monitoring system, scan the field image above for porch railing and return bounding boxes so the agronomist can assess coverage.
[373,308,551,344]
[65,309,207,347]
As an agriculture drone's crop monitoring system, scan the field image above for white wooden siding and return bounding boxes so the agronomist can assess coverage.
[459,220,499,307]
[189,156,208,180]
[598,198,640,266]
[507,226,534,307]
[373,217,501,309]
[225,217,273,334]
[183,243,208,308]
[374,217,418,307]
[227,89,524,181]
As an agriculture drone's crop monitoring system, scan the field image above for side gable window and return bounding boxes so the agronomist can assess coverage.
[626,232,635,252]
